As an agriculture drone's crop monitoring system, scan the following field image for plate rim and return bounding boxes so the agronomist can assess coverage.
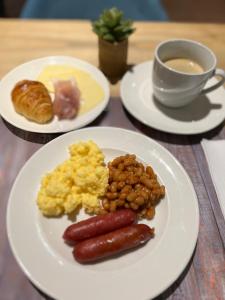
[0,55,110,133]
[6,126,199,300]
[120,60,225,135]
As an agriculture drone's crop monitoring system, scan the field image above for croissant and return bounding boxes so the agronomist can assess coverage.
[11,80,53,124]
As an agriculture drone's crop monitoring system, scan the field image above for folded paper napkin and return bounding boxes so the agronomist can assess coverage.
[201,139,225,219]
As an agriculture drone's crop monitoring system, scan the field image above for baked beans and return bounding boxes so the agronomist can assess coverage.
[101,154,165,220]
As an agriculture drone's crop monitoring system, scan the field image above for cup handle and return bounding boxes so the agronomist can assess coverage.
[202,68,225,94]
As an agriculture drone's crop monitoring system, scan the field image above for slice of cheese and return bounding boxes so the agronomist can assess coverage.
[37,65,104,115]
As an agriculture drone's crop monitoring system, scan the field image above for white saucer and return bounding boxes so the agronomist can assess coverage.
[121,61,225,135]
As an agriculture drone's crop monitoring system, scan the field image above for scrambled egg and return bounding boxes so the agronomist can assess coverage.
[37,141,108,217]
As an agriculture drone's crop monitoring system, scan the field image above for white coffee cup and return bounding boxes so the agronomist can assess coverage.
[152,39,225,108]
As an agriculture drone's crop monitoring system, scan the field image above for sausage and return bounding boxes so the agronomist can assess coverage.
[73,224,154,263]
[63,209,137,243]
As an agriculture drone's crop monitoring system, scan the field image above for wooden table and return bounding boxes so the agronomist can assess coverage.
[0,20,225,300]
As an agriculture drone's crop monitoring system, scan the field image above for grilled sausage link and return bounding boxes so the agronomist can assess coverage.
[73,224,154,263]
[63,209,137,243]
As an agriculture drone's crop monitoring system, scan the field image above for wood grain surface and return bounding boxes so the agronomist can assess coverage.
[0,20,225,96]
[0,19,225,300]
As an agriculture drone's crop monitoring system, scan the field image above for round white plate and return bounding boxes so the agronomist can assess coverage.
[121,61,225,135]
[7,127,199,300]
[0,56,109,133]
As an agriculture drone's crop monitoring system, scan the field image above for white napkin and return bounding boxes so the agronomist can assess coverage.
[201,139,225,219]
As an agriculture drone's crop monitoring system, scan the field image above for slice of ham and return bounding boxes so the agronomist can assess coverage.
[53,79,80,120]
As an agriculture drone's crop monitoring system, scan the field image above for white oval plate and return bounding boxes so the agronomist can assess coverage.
[0,56,109,133]
[7,127,199,300]
[121,61,225,135]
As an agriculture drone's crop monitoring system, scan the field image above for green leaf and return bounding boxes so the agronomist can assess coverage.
[121,20,133,27]
[123,28,135,34]
[110,7,123,23]
[113,25,124,33]
[92,27,104,38]
[103,33,115,42]
[99,26,109,34]
[102,12,116,28]
[92,20,104,28]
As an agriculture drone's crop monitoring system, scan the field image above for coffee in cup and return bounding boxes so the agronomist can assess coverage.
[163,58,204,74]
[152,39,225,108]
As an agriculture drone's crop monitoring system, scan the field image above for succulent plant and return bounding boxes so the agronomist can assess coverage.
[92,7,135,43]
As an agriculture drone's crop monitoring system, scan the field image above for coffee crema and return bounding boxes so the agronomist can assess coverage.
[163,58,204,74]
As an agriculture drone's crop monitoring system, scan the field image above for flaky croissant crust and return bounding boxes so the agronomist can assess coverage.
[11,80,53,124]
